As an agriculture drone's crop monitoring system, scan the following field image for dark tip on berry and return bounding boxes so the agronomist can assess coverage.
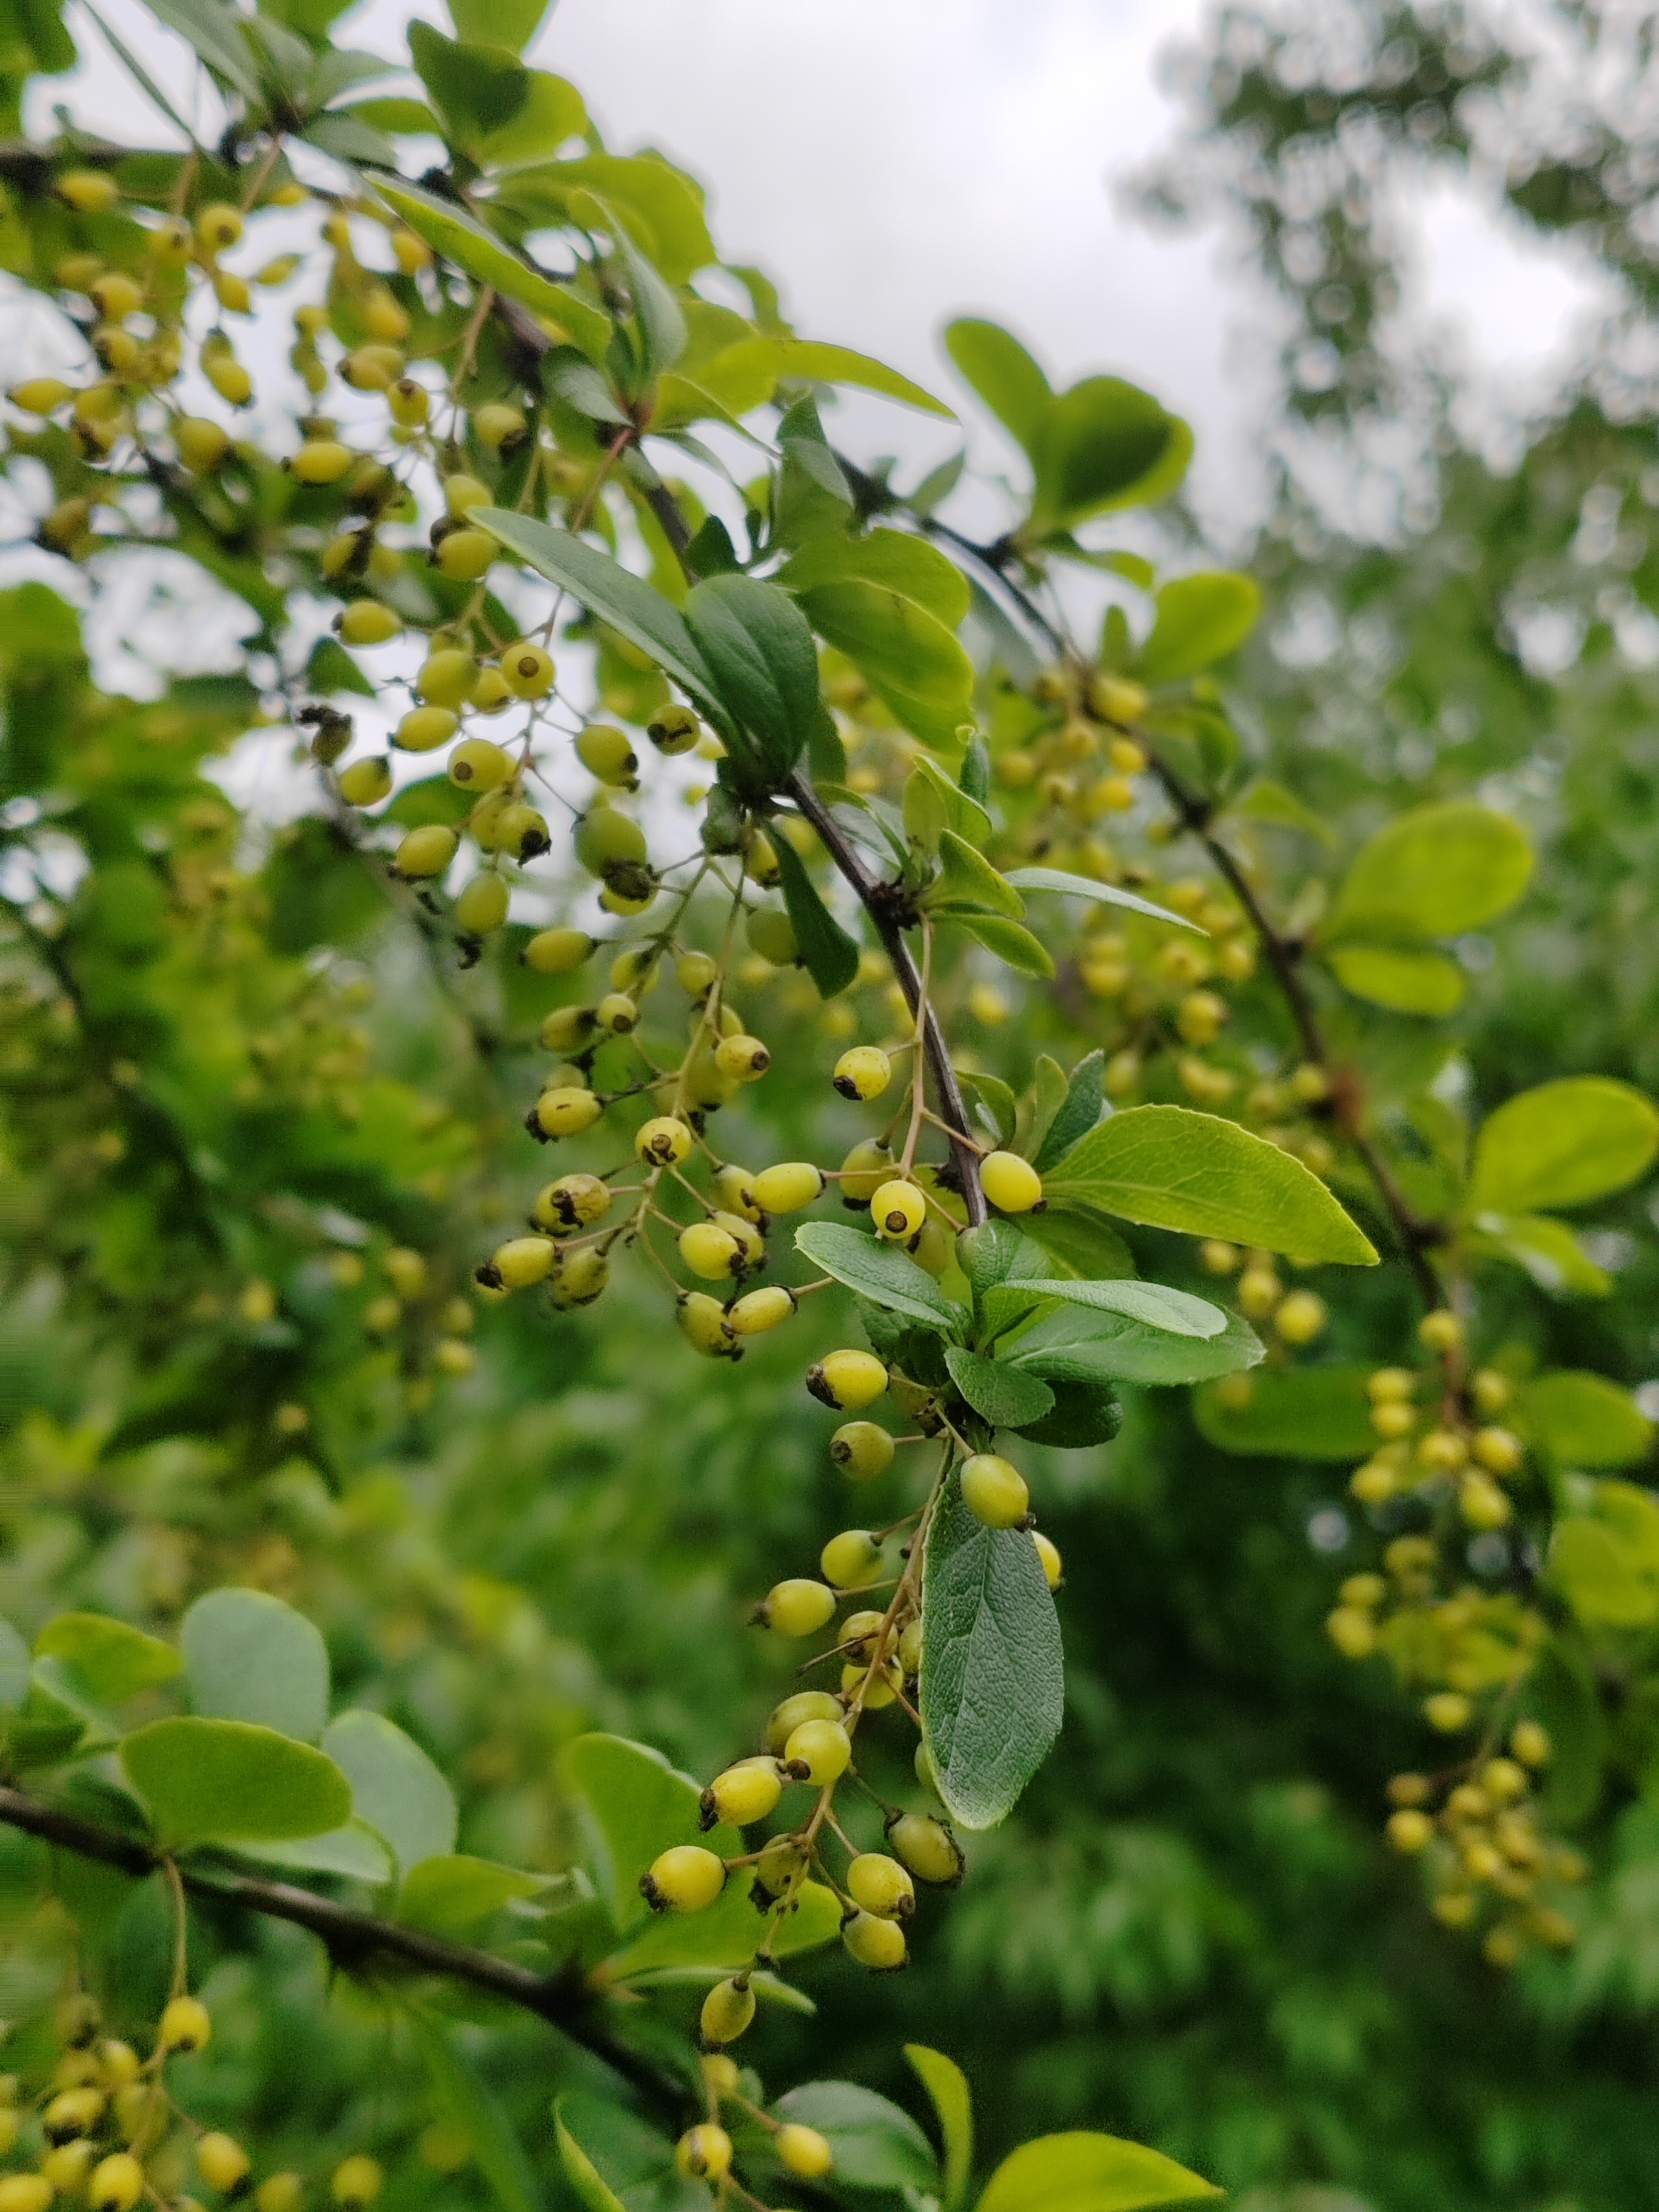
[638,1873,665,1912]
[523,1110,550,1141]
[784,1757,811,1781]
[748,1601,771,1627]
[749,1878,779,1911]
[456,935,482,969]
[474,1263,503,1289]
[832,1076,858,1099]
[805,1364,834,1407]
[697,1789,718,1832]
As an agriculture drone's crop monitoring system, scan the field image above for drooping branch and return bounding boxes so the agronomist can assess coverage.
[0,1783,691,2122]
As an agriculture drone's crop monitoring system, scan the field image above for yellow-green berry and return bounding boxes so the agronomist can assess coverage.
[807,1349,888,1410]
[641,1844,726,1913]
[756,1578,835,1635]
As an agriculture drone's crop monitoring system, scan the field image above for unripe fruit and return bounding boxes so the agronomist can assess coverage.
[675,950,718,996]
[416,649,475,708]
[434,529,494,579]
[530,1087,603,1140]
[58,167,120,212]
[842,1909,907,1971]
[577,724,638,788]
[641,1843,727,1914]
[1424,1691,1472,1733]
[10,377,75,413]
[711,1164,761,1221]
[551,1249,611,1308]
[394,825,458,880]
[291,438,354,485]
[1370,1401,1414,1440]
[198,2134,250,2193]
[474,402,527,451]
[679,1291,739,1359]
[484,1236,556,1291]
[99,2039,140,2086]
[1326,1606,1376,1658]
[574,807,648,876]
[1473,1426,1523,1476]
[839,1140,894,1204]
[776,2123,834,2179]
[820,1529,883,1589]
[1237,1265,1282,1319]
[331,2159,381,2210]
[158,1994,212,2052]
[384,375,429,427]
[533,1174,611,1231]
[636,1116,693,1167]
[676,2125,733,2180]
[501,642,555,699]
[495,803,550,860]
[898,1619,925,1676]
[41,2143,96,2190]
[744,829,781,886]
[886,1811,964,1887]
[385,1248,427,1300]
[1460,1472,1511,1529]
[1367,1367,1414,1401]
[680,1221,741,1281]
[980,1150,1044,1214]
[469,666,511,713]
[757,1578,836,1635]
[595,992,637,1036]
[445,740,509,794]
[746,907,799,965]
[648,703,701,755]
[455,874,509,936]
[394,706,458,754]
[834,1045,891,1101]
[525,928,595,974]
[960,1453,1030,1529]
[847,1852,914,1920]
[338,757,392,806]
[337,600,400,646]
[1275,1290,1327,1345]
[253,2182,302,2212]
[196,203,243,252]
[1387,1809,1434,1854]
[712,1033,768,1084]
[1419,1309,1463,1353]
[700,1759,783,1828]
[700,1979,755,2045]
[871,1178,926,1241]
[90,2154,144,2212]
[45,2086,105,2140]
[784,1715,852,1783]
[0,2180,53,2212]
[765,1691,842,1753]
[752,1161,824,1213]
[1473,1368,1512,1415]
[1032,1530,1063,1588]
[807,1350,888,1411]
[702,2052,740,2097]
[728,1284,796,1336]
[831,1421,895,1481]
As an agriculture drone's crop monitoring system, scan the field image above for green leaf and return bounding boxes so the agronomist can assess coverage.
[1001,867,1202,932]
[469,512,727,729]
[1034,1051,1105,1173]
[1006,1303,1262,1390]
[920,1470,1063,1831]
[1327,943,1466,1016]
[1030,379,1175,535]
[905,2045,973,2212]
[602,1876,840,1979]
[0,1620,30,1712]
[1520,1372,1654,1468]
[407,22,527,150]
[770,2083,939,2194]
[976,2131,1221,2212]
[682,576,820,785]
[587,194,685,380]
[691,337,951,417]
[962,1070,1019,1146]
[230,1823,393,1884]
[555,2106,629,2212]
[305,635,376,700]
[782,532,976,749]
[1326,801,1533,942]
[992,1278,1226,1339]
[1228,777,1336,845]
[1551,1503,1659,1628]
[959,1220,1050,1300]
[1523,1641,1604,1826]
[943,1347,1054,1430]
[794,1222,957,1328]
[1043,1105,1378,1264]
[769,830,860,997]
[926,831,1024,919]
[121,1718,352,1850]
[493,153,714,283]
[410,2007,540,2212]
[560,1732,726,1933]
[449,0,553,55]
[397,1854,550,1933]
[34,1614,181,1703]
[1016,1206,1136,1281]
[320,1709,457,1879]
[141,0,260,99]
[944,318,1053,455]
[1193,1366,1378,1459]
[774,417,855,549]
[475,70,585,164]
[1466,1077,1659,1215]
[902,752,993,851]
[385,776,472,830]
[1467,1213,1611,1297]
[301,113,398,167]
[372,180,612,363]
[1138,572,1261,684]
[1016,1376,1124,1449]
[181,1589,329,1743]
[938,911,1055,978]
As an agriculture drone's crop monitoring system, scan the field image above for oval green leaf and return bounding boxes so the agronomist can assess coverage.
[1466,1077,1659,1215]
[181,1588,329,1743]
[976,2130,1221,2212]
[1138,571,1261,684]
[794,1221,958,1328]
[121,1717,352,1849]
[321,1709,457,1879]
[1327,800,1532,942]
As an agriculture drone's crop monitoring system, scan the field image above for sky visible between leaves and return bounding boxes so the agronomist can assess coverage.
[10,0,1620,663]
